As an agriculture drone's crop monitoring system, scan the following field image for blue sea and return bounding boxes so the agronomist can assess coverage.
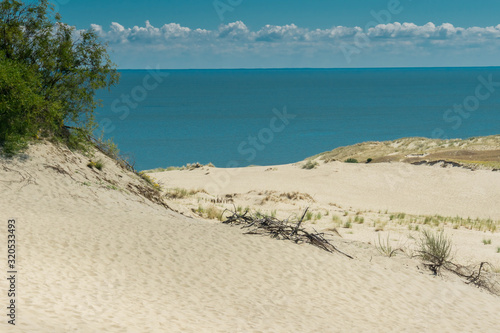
[95,68,500,170]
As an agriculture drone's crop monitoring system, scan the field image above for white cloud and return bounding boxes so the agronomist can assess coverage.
[91,21,500,46]
[88,21,500,68]
[218,21,250,40]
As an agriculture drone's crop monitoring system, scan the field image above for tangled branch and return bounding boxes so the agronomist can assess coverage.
[222,207,353,259]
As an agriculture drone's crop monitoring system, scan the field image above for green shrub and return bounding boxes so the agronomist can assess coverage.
[343,220,352,228]
[344,158,358,163]
[354,216,364,224]
[0,54,62,155]
[366,158,373,163]
[417,229,452,273]
[87,159,104,170]
[302,160,319,169]
[0,1,119,155]
[483,239,492,245]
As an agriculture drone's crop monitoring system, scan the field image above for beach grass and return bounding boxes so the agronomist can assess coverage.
[417,229,453,271]
[375,233,399,257]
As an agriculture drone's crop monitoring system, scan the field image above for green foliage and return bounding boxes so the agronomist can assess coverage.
[483,239,492,245]
[342,220,352,228]
[354,215,364,224]
[138,172,162,191]
[87,159,104,170]
[344,158,358,163]
[0,0,119,154]
[0,53,62,154]
[366,158,373,163]
[302,160,319,169]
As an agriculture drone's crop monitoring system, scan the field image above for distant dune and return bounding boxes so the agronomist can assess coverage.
[309,135,500,170]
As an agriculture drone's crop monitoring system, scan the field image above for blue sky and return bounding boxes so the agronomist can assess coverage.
[57,0,500,69]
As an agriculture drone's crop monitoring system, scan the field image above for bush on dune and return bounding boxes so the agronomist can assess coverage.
[0,0,119,155]
[0,55,61,155]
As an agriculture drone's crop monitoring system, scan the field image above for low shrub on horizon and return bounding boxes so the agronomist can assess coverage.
[302,160,319,170]
[344,158,358,163]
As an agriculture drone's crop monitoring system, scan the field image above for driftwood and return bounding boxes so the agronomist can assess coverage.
[445,261,500,295]
[222,207,353,259]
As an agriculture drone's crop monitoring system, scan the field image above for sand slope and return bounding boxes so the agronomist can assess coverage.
[1,143,499,332]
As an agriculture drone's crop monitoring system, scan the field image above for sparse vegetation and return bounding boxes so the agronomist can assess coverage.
[375,233,399,257]
[344,158,358,163]
[195,205,225,221]
[206,206,224,220]
[331,215,341,224]
[138,172,162,191]
[302,160,319,169]
[343,220,352,229]
[380,211,499,233]
[354,216,364,224]
[164,187,204,199]
[483,239,492,245]
[313,135,500,170]
[417,229,452,274]
[87,160,104,171]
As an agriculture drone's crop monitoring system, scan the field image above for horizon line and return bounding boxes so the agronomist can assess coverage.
[118,65,500,71]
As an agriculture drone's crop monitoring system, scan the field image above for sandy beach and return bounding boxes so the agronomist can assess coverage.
[1,141,499,332]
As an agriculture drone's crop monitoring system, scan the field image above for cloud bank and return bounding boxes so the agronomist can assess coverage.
[92,21,500,44]
[88,21,500,68]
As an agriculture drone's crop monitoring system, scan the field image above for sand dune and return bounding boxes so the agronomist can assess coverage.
[151,161,500,220]
[1,142,499,332]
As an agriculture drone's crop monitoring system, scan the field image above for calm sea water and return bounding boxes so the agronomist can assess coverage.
[95,68,500,170]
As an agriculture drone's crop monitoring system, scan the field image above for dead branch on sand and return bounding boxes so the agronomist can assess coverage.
[445,261,500,296]
[222,207,353,259]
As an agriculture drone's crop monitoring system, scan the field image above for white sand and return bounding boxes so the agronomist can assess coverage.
[152,161,500,220]
[1,143,499,332]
